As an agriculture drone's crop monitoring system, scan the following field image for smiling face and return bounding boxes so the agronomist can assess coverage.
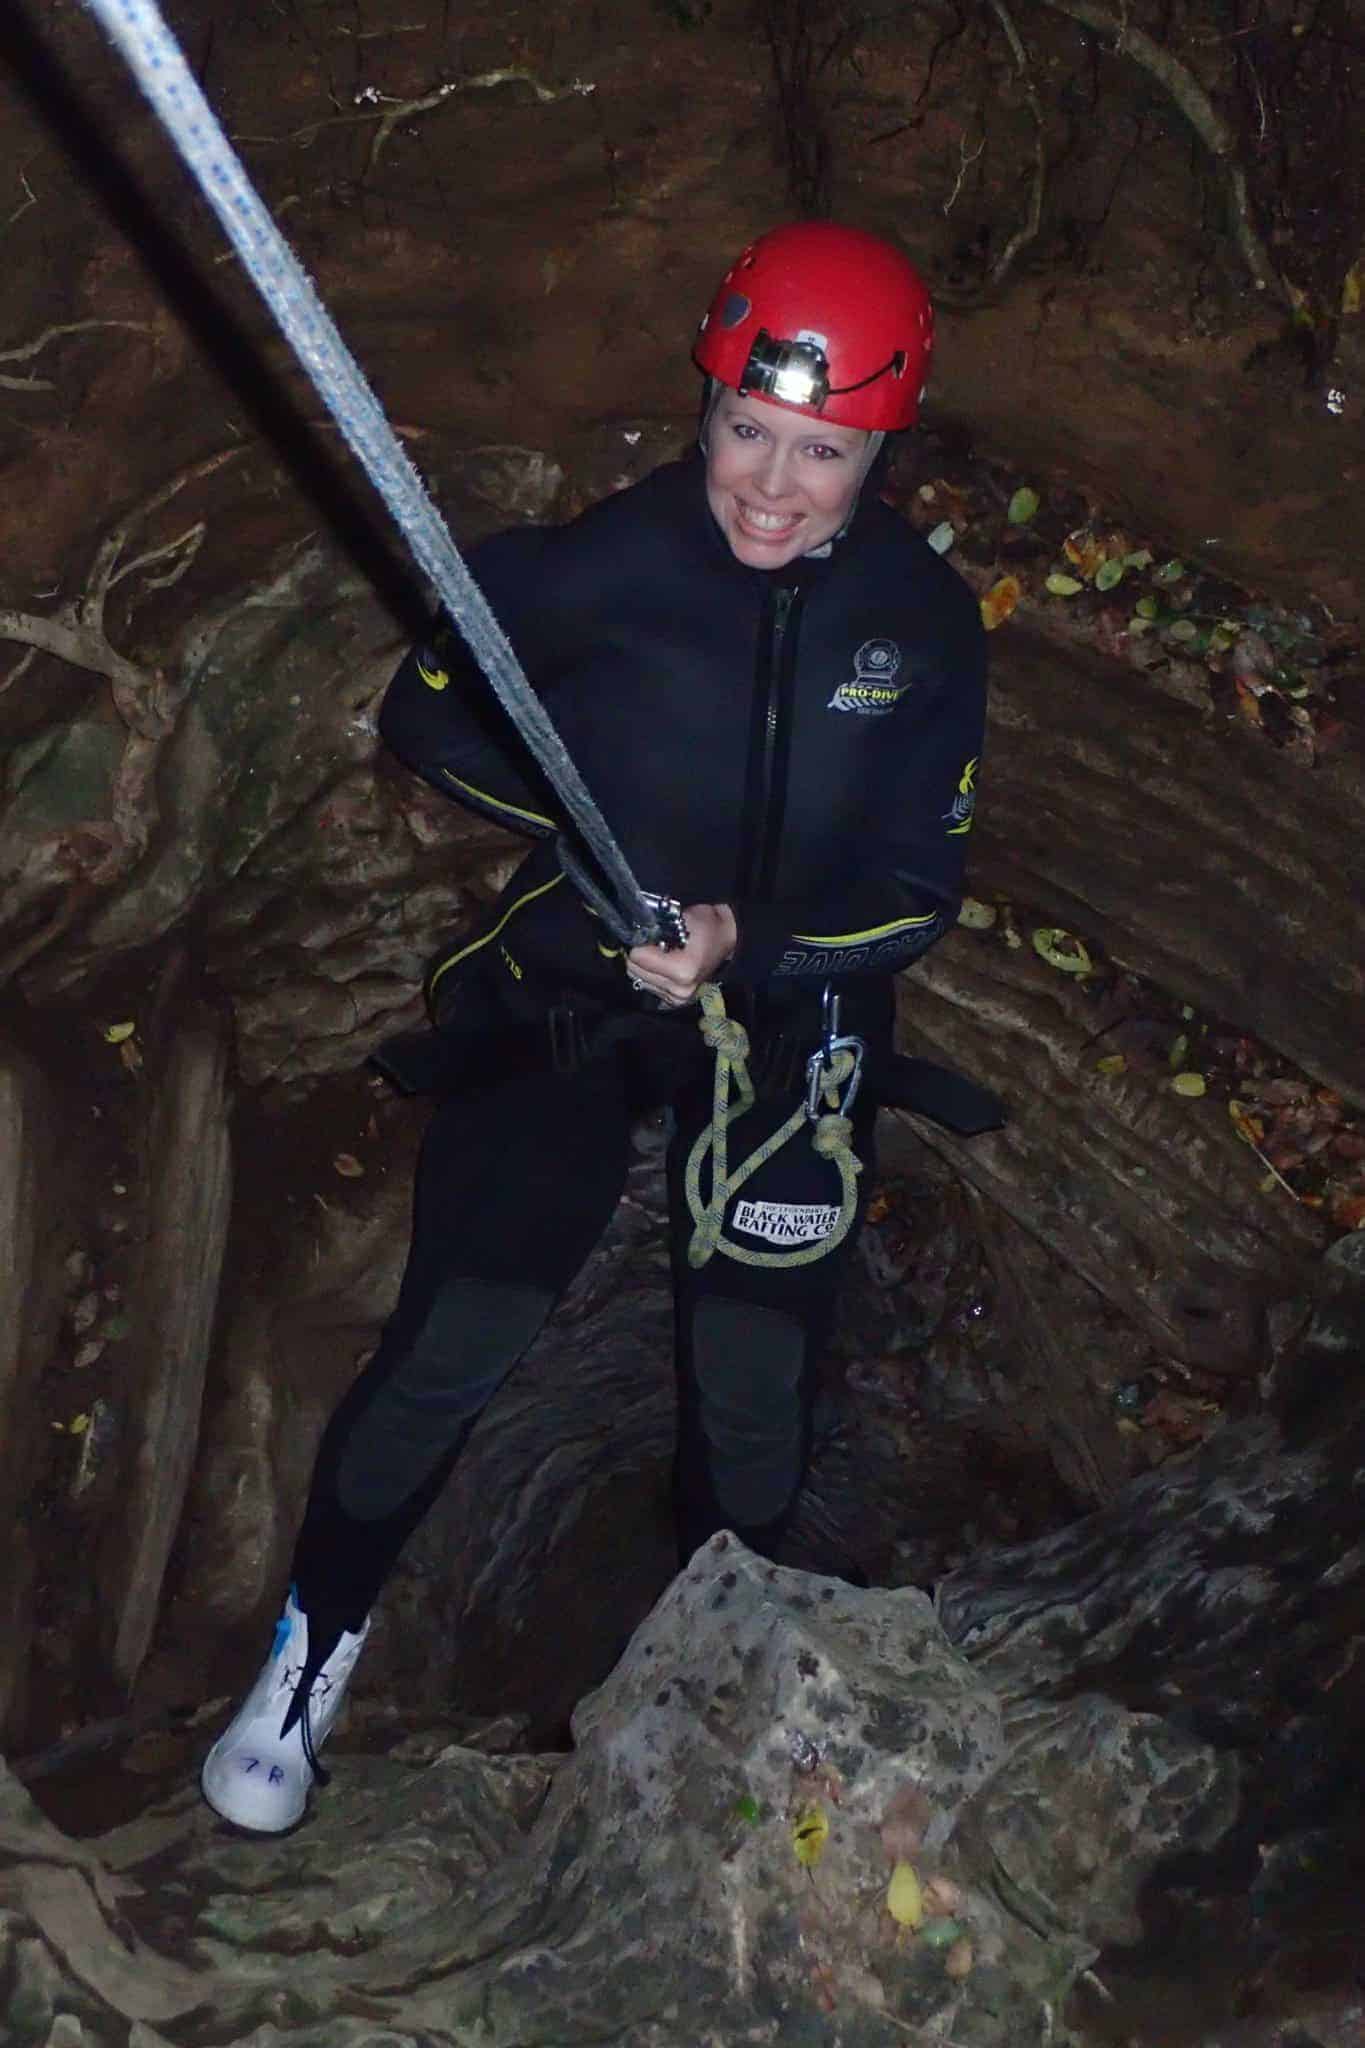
[703,388,872,569]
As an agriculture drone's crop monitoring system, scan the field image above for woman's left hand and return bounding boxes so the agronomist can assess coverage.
[627,903,737,1007]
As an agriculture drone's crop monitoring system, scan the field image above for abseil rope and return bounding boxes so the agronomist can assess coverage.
[685,985,862,1270]
[83,0,669,949]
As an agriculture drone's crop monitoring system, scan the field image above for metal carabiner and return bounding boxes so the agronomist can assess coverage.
[804,983,866,1119]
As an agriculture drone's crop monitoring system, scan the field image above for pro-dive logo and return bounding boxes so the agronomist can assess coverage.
[828,638,908,715]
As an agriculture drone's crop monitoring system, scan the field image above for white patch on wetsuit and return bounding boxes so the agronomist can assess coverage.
[827,638,909,715]
[731,1198,840,1245]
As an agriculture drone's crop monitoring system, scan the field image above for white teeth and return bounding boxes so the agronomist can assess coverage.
[740,506,798,532]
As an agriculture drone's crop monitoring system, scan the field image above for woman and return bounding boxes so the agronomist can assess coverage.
[202,221,987,1832]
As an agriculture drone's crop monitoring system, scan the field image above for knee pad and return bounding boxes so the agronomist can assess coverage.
[335,1279,552,1520]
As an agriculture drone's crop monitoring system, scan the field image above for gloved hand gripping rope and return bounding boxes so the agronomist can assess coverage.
[684,984,862,1270]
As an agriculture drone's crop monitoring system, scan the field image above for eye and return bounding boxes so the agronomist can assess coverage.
[731,420,763,442]
[806,443,845,461]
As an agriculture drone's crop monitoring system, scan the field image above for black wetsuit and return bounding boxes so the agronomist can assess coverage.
[292,452,986,1629]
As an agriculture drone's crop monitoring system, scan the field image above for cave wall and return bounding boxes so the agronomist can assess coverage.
[0,0,1362,1749]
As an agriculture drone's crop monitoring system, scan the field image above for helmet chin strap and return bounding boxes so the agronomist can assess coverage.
[698,380,885,557]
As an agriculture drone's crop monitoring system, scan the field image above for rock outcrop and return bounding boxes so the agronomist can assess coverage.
[0,1537,1235,2048]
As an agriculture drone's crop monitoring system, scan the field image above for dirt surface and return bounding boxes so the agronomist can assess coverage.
[1,0,1361,642]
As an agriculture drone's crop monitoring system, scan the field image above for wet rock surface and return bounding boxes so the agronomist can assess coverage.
[2,1244,1361,2044]
[0,1537,1232,2047]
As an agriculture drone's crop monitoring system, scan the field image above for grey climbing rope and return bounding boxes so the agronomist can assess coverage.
[83,0,676,951]
[684,985,863,1270]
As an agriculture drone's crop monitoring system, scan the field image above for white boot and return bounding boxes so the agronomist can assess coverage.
[200,1589,369,1833]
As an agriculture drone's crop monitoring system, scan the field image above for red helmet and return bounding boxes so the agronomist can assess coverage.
[694,222,934,431]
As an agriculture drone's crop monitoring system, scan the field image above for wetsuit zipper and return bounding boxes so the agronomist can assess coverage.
[737,579,803,903]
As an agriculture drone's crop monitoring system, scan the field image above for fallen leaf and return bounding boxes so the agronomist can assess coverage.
[1141,1389,1218,1443]
[1095,557,1125,592]
[920,1874,966,1917]
[926,520,956,554]
[71,1291,101,1334]
[731,1793,762,1825]
[118,1038,144,1076]
[957,897,998,930]
[1229,1101,1265,1145]
[67,1413,92,1436]
[919,1916,967,1949]
[1234,680,1264,728]
[102,1021,136,1045]
[1032,927,1094,974]
[792,1803,829,1870]
[1045,572,1084,597]
[1152,558,1186,584]
[945,1935,975,1980]
[1094,605,1133,656]
[1330,1191,1365,1232]
[1253,1078,1311,1106]
[980,577,1022,631]
[1063,528,1105,579]
[1095,1054,1127,1076]
[333,1153,365,1179]
[808,1960,838,2013]
[1171,1072,1207,1098]
[880,1781,932,1863]
[887,1860,924,1928]
[1007,486,1039,524]
[813,1762,845,1806]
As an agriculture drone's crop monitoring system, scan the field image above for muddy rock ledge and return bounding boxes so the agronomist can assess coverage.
[3,1237,1364,2048]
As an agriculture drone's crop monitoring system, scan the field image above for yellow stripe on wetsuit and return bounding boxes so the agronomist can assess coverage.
[438,767,556,834]
[428,872,566,997]
[789,909,939,947]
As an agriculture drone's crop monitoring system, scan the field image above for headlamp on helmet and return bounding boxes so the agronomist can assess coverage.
[740,328,910,416]
[741,330,831,410]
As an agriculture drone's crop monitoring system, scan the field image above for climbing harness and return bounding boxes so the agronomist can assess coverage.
[684,984,864,1270]
[83,0,683,955]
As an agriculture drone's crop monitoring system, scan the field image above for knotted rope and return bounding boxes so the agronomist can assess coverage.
[684,984,862,1269]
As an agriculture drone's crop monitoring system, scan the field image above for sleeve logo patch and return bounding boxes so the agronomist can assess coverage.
[416,651,449,691]
[944,755,978,835]
[731,1199,840,1245]
[828,638,908,715]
